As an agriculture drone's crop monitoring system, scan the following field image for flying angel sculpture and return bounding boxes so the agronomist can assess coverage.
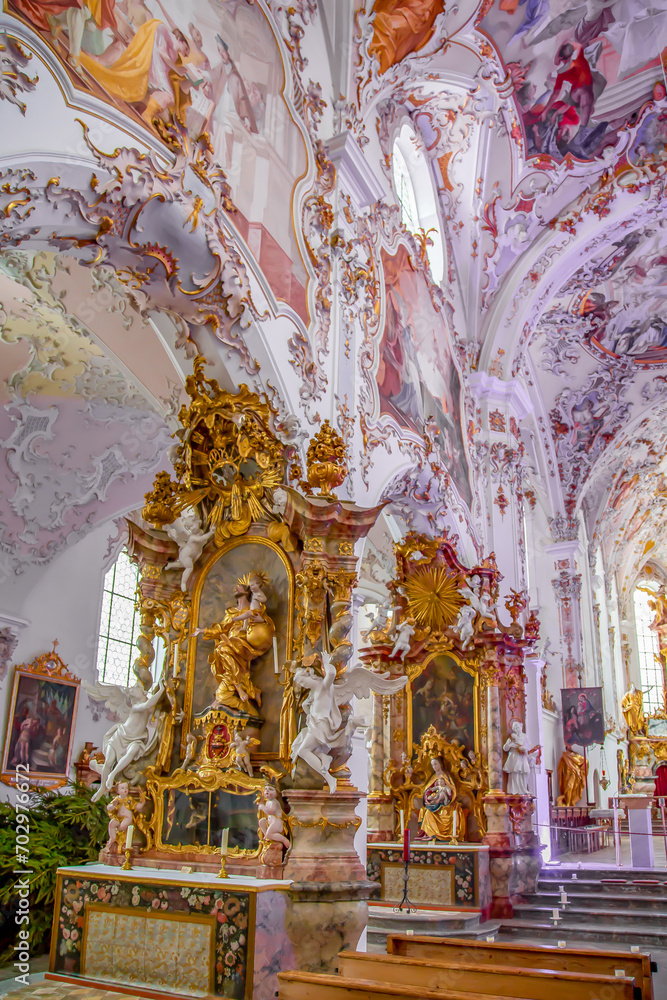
[291,651,407,792]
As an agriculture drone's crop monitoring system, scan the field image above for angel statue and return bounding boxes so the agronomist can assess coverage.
[291,651,407,793]
[362,598,393,643]
[390,617,416,662]
[257,784,290,851]
[454,604,476,650]
[88,680,166,801]
[458,574,496,627]
[165,507,215,591]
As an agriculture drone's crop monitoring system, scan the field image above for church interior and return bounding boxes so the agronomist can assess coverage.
[1,0,667,997]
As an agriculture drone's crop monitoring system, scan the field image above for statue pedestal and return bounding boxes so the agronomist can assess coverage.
[619,794,655,868]
[482,792,543,917]
[283,788,374,973]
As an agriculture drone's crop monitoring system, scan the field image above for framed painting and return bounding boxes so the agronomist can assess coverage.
[409,652,478,754]
[561,686,604,748]
[1,646,80,787]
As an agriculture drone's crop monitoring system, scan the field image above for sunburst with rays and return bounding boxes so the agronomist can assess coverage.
[403,565,463,631]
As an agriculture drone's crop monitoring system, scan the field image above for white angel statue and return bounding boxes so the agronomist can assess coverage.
[454,604,476,650]
[88,681,166,800]
[390,617,416,662]
[291,651,407,792]
[458,574,495,621]
[362,598,393,640]
[165,507,215,591]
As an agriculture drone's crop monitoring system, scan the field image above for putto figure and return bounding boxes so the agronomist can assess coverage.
[291,651,407,792]
[165,507,215,591]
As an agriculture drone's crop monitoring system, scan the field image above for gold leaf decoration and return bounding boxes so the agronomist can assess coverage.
[403,566,462,631]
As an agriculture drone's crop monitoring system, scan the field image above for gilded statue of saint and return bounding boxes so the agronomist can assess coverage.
[557,745,588,806]
[368,0,445,75]
[195,572,275,719]
[621,683,646,736]
[417,756,465,841]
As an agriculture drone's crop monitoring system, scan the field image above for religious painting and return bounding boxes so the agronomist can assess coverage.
[368,0,445,75]
[185,539,293,757]
[410,653,476,753]
[1,656,80,784]
[5,0,309,317]
[479,1,667,163]
[561,686,604,747]
[377,245,471,506]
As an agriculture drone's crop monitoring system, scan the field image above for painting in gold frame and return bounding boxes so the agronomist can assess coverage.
[1,649,80,787]
[408,651,479,754]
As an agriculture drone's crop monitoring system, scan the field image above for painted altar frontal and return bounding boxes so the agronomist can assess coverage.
[49,865,292,1000]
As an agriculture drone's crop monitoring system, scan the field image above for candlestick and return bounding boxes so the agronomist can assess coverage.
[273,637,279,675]
[402,828,410,863]
[400,810,405,837]
[560,891,567,905]
[121,848,132,871]
[125,824,134,850]
[552,907,560,920]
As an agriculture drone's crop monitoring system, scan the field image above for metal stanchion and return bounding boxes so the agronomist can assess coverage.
[613,795,622,868]
[658,795,667,864]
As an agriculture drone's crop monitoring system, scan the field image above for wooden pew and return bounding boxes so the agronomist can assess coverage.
[386,935,653,1000]
[277,971,525,1000]
[338,950,640,1000]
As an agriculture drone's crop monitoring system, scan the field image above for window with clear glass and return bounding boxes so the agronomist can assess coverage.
[392,145,420,235]
[633,586,664,715]
[96,548,142,686]
[391,129,444,285]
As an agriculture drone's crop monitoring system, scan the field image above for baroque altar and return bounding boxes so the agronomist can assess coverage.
[362,532,543,916]
[48,364,407,996]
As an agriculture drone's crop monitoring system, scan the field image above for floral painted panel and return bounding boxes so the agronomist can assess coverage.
[367,846,480,907]
[54,876,251,998]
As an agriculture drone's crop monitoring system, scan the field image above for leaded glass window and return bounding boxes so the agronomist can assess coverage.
[96,549,142,686]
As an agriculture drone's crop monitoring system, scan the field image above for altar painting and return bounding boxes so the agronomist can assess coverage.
[377,245,471,506]
[6,0,308,315]
[2,669,79,781]
[410,653,476,753]
[186,540,293,756]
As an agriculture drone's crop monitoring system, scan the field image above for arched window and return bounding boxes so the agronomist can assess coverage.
[633,585,663,715]
[391,124,445,285]
[96,548,142,686]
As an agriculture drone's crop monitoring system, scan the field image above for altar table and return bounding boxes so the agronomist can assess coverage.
[47,864,295,999]
[366,842,491,917]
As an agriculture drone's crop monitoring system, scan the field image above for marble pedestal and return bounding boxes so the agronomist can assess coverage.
[48,863,295,999]
[282,788,374,974]
[366,843,491,918]
[483,792,543,917]
[619,794,655,868]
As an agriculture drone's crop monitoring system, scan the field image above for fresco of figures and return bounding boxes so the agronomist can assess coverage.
[7,0,309,315]
[377,245,471,506]
[479,1,667,162]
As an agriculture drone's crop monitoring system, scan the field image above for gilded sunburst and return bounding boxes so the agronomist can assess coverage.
[403,566,462,631]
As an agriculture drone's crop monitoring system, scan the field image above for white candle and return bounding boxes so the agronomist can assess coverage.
[572,873,577,880]
[400,810,405,836]
[221,827,229,856]
[172,641,179,676]
[560,891,567,905]
[273,637,279,675]
[452,811,457,839]
[552,907,560,920]
[558,941,567,949]
[125,824,134,850]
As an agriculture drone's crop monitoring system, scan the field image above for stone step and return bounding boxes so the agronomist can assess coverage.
[527,890,667,910]
[540,866,667,881]
[513,902,667,928]
[537,877,667,895]
[367,906,496,954]
[499,918,667,951]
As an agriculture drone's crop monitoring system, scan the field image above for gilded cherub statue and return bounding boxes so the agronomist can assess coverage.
[194,572,275,719]
[258,784,290,851]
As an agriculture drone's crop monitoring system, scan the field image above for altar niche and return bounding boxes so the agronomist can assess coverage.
[409,652,479,755]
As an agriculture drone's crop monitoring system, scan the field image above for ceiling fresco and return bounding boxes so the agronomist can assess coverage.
[479,0,667,163]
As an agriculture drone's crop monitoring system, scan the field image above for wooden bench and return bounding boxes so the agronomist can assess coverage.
[277,970,525,1000]
[386,935,653,1000]
[338,950,640,1000]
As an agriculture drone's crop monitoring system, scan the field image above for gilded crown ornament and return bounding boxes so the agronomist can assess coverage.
[305,420,347,499]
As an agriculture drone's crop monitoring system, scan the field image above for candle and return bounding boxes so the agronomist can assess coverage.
[552,907,560,920]
[452,811,457,840]
[125,824,134,850]
[572,873,577,880]
[173,641,179,676]
[560,891,567,905]
[273,637,279,675]
[400,810,405,836]
[221,827,229,856]
[402,828,410,863]
[558,941,567,949]
[486,936,495,943]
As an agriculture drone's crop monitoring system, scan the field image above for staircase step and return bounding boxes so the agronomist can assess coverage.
[513,902,667,927]
[499,918,667,950]
[367,906,496,953]
[526,890,667,910]
[540,866,667,881]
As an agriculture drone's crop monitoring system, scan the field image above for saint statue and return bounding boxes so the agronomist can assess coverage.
[503,720,540,795]
[417,756,465,841]
[557,744,588,806]
[621,683,646,736]
[195,572,274,719]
